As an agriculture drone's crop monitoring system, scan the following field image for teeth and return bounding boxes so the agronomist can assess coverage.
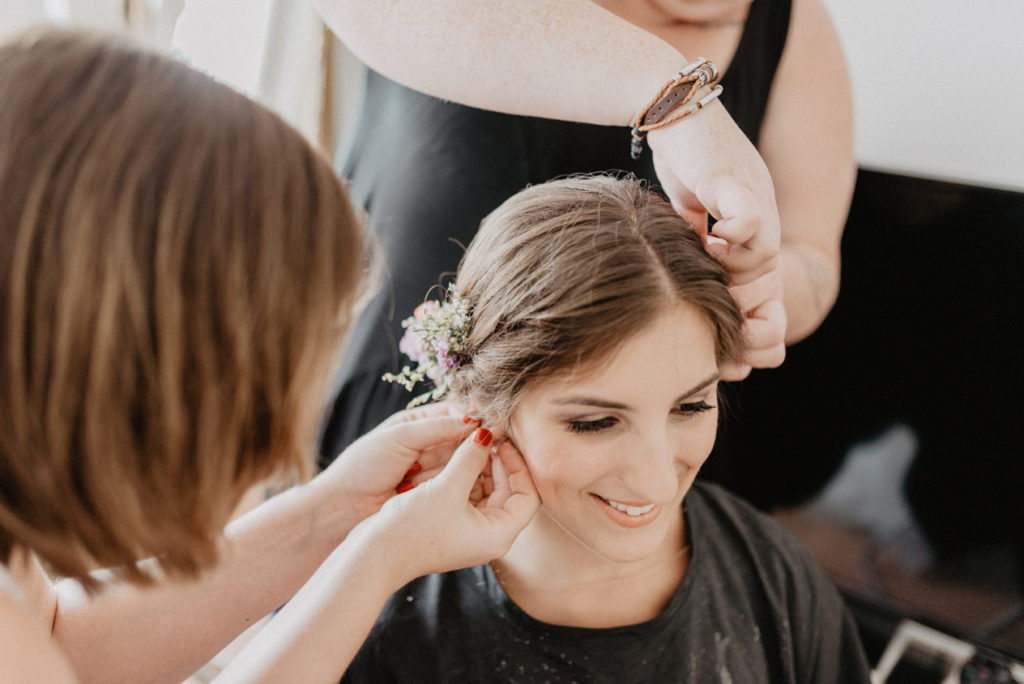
[605,499,656,516]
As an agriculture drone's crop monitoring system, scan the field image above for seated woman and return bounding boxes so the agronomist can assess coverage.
[345,175,870,682]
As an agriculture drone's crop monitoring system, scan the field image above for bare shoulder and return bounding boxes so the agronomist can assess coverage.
[0,593,79,682]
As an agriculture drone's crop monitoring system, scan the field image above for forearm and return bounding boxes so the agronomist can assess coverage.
[756,0,853,346]
[780,241,840,345]
[52,479,361,684]
[214,525,401,683]
[215,429,537,683]
[315,0,688,125]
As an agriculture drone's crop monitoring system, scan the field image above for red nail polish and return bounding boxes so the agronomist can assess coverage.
[405,461,423,477]
[461,414,475,424]
[473,427,493,447]
[395,479,415,494]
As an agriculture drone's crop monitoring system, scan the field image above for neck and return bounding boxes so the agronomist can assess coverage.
[491,507,690,628]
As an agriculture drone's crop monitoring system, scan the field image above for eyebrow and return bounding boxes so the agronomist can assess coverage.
[550,372,721,411]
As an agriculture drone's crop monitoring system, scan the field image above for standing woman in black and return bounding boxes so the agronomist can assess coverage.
[317,0,854,506]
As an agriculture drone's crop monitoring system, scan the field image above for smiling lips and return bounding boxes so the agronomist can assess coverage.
[594,494,661,527]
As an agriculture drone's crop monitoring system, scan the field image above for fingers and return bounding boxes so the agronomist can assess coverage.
[719,359,752,382]
[707,185,778,245]
[381,414,479,453]
[745,299,786,360]
[489,441,540,524]
[436,427,498,493]
[705,238,780,281]
[719,299,786,383]
[728,269,782,315]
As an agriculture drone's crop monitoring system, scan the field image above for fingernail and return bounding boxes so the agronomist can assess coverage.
[461,414,480,424]
[405,461,423,477]
[395,479,415,494]
[473,427,493,447]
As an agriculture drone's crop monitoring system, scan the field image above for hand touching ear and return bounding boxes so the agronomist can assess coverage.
[217,425,539,684]
[368,427,540,582]
[312,403,478,525]
[649,110,786,380]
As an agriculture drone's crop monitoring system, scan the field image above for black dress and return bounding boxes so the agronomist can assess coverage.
[319,0,793,476]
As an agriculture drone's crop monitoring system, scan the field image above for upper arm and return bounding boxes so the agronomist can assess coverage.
[7,546,59,634]
[760,0,855,259]
[0,604,78,682]
[758,0,855,336]
[1,555,78,683]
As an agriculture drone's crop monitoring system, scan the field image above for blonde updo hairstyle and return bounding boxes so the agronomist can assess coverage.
[449,175,746,425]
[0,30,364,586]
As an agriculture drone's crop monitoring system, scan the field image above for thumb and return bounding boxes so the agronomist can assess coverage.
[436,426,495,492]
[382,414,478,451]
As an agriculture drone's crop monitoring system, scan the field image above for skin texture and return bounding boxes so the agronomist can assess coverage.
[492,301,721,628]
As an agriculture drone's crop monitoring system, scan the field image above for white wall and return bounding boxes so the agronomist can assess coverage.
[822,0,1024,191]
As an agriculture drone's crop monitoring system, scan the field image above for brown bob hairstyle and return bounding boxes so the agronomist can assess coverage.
[449,174,746,423]
[0,30,365,585]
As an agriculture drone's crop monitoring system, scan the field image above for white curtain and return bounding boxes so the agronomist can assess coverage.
[173,0,364,152]
[173,0,339,149]
[1,0,181,42]
[0,0,363,153]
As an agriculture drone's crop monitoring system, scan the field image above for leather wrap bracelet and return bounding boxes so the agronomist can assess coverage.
[629,58,723,159]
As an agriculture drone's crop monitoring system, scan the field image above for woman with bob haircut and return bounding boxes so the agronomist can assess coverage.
[345,175,871,683]
[0,29,538,683]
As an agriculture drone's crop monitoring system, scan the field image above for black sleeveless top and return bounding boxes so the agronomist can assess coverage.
[319,0,792,460]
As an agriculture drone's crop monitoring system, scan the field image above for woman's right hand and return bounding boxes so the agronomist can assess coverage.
[648,105,787,380]
[356,426,540,584]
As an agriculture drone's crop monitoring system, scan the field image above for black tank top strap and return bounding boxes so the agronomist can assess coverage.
[719,0,792,146]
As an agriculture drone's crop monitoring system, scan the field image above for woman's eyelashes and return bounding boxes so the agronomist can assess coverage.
[567,416,618,434]
[677,400,715,415]
[566,401,715,434]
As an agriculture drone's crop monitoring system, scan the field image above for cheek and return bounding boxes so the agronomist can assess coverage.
[678,416,719,467]
[516,435,604,499]
[518,437,570,490]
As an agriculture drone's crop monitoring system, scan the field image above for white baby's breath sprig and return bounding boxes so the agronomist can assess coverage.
[382,284,472,407]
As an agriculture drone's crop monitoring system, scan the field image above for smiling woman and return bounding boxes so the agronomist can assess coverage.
[504,306,718,589]
[342,175,872,683]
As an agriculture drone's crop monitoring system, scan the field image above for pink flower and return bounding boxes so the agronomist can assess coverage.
[399,328,428,366]
[412,301,439,322]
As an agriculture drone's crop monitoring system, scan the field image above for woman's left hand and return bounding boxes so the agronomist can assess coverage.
[311,404,477,529]
[358,427,541,582]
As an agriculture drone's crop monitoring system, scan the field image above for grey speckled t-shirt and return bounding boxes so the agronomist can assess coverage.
[340,481,870,684]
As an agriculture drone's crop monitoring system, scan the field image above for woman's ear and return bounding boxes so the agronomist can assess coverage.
[502,410,520,450]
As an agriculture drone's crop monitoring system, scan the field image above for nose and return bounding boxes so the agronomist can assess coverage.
[618,430,682,503]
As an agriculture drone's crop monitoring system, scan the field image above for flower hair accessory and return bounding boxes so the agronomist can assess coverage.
[382,284,472,407]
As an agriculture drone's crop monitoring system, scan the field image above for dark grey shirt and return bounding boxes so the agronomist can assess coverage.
[341,482,870,683]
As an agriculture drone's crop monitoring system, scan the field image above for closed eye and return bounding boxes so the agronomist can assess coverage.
[677,400,715,415]
[567,416,619,434]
